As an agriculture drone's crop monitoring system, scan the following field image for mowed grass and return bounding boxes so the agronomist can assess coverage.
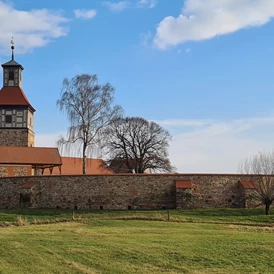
[1,209,274,273]
[1,208,274,224]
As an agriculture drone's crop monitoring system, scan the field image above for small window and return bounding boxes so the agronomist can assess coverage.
[9,70,14,80]
[5,115,12,123]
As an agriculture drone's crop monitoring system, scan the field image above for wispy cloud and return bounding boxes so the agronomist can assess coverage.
[36,116,274,174]
[154,0,274,49]
[158,117,274,173]
[74,9,96,20]
[157,119,213,128]
[138,0,157,9]
[0,1,69,54]
[102,1,130,12]
[35,132,62,148]
[140,31,152,47]
[35,132,101,158]
[102,0,156,12]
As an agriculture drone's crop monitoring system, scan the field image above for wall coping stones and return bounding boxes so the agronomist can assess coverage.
[0,173,255,180]
[20,181,38,189]
[176,180,192,189]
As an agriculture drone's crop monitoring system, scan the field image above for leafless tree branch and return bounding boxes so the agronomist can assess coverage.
[238,151,274,215]
[57,74,123,174]
[102,117,175,173]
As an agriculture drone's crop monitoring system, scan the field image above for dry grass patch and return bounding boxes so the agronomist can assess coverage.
[226,224,274,232]
[68,261,97,274]
[17,216,29,226]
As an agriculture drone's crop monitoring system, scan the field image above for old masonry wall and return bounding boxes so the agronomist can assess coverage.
[0,174,250,210]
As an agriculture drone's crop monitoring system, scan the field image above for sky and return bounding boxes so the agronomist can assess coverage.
[1,0,274,173]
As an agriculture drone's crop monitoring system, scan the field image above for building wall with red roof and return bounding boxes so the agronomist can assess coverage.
[0,79,35,147]
[43,157,113,175]
[0,165,32,177]
[0,174,257,210]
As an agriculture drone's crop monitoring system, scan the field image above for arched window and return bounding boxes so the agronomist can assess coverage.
[9,70,14,80]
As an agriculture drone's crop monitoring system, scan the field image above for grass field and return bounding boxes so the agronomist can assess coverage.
[1,209,274,273]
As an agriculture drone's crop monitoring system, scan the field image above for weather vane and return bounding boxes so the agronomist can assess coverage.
[10,37,15,60]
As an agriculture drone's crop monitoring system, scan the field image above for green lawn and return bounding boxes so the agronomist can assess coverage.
[0,209,274,273]
[1,208,274,225]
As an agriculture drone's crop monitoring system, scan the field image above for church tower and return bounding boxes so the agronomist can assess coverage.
[0,39,35,147]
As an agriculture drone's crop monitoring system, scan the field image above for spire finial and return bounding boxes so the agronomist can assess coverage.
[10,37,14,60]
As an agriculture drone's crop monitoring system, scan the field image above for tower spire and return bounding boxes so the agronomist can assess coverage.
[10,37,14,60]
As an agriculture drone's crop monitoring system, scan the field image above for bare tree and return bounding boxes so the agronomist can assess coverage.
[57,74,123,174]
[239,151,274,215]
[103,117,174,173]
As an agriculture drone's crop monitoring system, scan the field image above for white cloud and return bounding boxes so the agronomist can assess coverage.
[0,1,69,54]
[138,0,157,8]
[185,48,191,53]
[159,117,274,173]
[36,116,274,174]
[74,9,96,20]
[102,1,130,12]
[154,0,274,49]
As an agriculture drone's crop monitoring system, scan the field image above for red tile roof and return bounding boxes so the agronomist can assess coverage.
[239,180,256,189]
[0,86,35,112]
[43,157,113,175]
[21,181,38,189]
[176,180,192,189]
[109,159,133,173]
[0,146,61,166]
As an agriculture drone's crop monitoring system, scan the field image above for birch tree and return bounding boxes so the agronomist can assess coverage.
[57,74,123,174]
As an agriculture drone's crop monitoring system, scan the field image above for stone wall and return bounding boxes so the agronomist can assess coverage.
[242,188,262,209]
[0,174,248,210]
[189,175,244,208]
[0,129,29,146]
[0,165,31,177]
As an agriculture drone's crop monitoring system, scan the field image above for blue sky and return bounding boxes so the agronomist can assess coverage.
[1,0,274,173]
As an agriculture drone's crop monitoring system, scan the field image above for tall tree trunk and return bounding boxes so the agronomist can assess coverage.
[82,143,87,174]
[265,201,271,215]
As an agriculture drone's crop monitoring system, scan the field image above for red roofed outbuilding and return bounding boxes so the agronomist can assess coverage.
[0,146,62,176]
